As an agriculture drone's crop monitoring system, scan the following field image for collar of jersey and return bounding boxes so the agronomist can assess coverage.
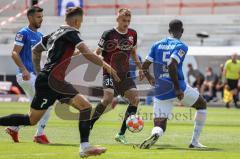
[114,27,128,34]
[60,25,80,32]
[27,26,37,33]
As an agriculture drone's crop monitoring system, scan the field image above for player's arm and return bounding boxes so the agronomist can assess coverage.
[32,43,44,75]
[11,45,26,73]
[12,31,30,80]
[168,44,187,100]
[32,34,49,75]
[77,43,120,82]
[168,58,182,99]
[131,47,144,80]
[142,59,155,86]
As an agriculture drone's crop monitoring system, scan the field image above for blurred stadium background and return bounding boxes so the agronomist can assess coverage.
[0,0,240,106]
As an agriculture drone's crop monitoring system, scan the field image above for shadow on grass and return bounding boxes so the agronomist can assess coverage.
[155,145,222,152]
[47,143,79,147]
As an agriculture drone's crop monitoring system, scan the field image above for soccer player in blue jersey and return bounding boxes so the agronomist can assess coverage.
[6,6,52,144]
[140,19,207,149]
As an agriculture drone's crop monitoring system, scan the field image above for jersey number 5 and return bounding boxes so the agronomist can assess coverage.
[162,51,170,72]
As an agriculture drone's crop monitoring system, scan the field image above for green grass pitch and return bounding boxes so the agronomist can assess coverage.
[0,102,239,159]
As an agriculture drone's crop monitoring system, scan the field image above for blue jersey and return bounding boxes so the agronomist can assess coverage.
[146,37,188,100]
[129,54,142,80]
[14,26,43,74]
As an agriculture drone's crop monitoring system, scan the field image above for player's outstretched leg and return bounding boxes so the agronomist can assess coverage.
[0,109,46,129]
[34,106,53,144]
[189,96,207,148]
[69,94,107,157]
[90,89,114,129]
[115,89,139,145]
[139,118,166,149]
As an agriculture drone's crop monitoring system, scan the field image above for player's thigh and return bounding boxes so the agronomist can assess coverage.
[28,108,47,125]
[102,88,114,105]
[182,85,206,109]
[153,97,174,119]
[124,88,139,106]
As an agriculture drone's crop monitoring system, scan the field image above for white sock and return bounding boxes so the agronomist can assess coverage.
[191,109,207,144]
[151,126,164,137]
[35,106,52,136]
[80,142,90,151]
[8,126,21,132]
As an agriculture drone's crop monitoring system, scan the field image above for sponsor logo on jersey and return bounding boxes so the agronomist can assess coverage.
[178,49,185,57]
[129,36,133,43]
[15,33,23,41]
[99,38,105,47]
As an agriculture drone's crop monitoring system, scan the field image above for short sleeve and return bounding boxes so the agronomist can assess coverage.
[170,44,188,64]
[146,43,156,62]
[14,30,27,46]
[40,34,51,51]
[65,31,84,48]
[98,31,109,50]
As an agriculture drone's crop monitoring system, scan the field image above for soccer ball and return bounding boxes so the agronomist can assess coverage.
[126,115,144,133]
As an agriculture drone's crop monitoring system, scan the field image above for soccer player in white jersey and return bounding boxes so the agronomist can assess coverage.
[140,19,207,149]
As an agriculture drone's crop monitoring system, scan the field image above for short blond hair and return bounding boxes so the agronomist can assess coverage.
[118,8,131,17]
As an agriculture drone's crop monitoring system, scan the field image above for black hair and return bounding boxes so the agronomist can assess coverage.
[27,6,43,16]
[169,19,183,32]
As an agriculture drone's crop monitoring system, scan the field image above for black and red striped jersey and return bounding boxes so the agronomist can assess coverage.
[98,28,137,78]
[38,25,83,80]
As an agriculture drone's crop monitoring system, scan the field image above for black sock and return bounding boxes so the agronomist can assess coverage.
[119,104,137,135]
[233,95,238,107]
[90,102,106,129]
[0,114,30,126]
[79,108,92,143]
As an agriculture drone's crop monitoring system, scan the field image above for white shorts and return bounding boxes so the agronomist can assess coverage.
[16,72,36,101]
[153,85,199,119]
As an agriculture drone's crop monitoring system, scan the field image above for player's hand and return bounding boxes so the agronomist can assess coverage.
[138,69,145,81]
[111,68,120,82]
[175,89,184,101]
[147,75,155,86]
[103,63,120,82]
[22,69,30,81]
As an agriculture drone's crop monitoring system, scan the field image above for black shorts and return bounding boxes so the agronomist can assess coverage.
[103,74,136,96]
[31,72,78,110]
[227,79,238,90]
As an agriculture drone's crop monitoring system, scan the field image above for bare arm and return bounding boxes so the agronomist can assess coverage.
[32,43,44,75]
[142,59,155,86]
[11,45,30,80]
[131,48,144,80]
[131,48,142,70]
[168,58,184,100]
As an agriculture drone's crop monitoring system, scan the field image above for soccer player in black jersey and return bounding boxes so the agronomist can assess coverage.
[0,7,120,158]
[90,8,144,144]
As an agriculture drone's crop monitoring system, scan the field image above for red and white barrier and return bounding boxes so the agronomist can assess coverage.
[0,0,17,14]
[0,0,49,27]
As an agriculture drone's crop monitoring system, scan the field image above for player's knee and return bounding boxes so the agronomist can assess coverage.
[130,96,139,106]
[194,96,207,110]
[102,96,113,106]
[73,95,91,109]
[29,117,38,126]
